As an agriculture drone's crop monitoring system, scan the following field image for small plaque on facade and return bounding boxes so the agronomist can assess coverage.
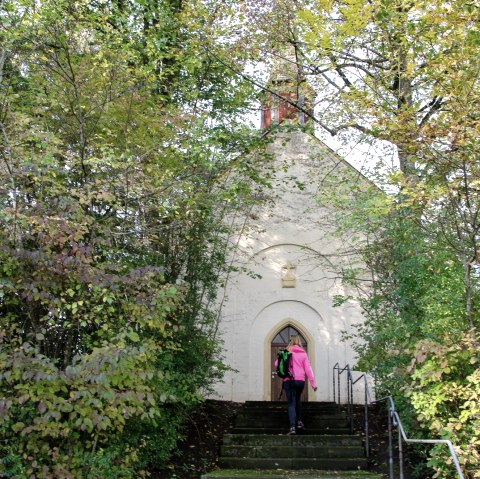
[282,261,296,288]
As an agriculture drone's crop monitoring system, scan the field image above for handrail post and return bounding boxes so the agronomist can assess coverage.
[349,370,354,434]
[333,364,337,403]
[338,366,343,404]
[398,426,404,479]
[388,406,394,479]
[364,375,369,458]
[347,369,352,433]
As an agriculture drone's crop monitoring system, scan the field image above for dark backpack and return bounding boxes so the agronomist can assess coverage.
[276,349,293,379]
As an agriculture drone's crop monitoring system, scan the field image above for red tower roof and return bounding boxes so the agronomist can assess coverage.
[261,48,314,129]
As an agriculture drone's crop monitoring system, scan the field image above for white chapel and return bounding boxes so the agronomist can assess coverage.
[212,61,371,404]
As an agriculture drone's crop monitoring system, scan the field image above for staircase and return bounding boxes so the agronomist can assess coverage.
[201,401,383,479]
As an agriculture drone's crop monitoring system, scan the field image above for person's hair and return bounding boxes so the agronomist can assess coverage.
[288,335,302,348]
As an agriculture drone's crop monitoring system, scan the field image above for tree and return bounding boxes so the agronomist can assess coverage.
[0,0,264,476]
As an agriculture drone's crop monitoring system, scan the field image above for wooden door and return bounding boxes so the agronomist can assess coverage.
[271,326,308,402]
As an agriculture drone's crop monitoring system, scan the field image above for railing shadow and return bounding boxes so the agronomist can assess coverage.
[332,363,464,479]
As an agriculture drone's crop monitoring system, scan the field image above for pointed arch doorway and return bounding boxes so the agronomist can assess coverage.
[271,325,308,402]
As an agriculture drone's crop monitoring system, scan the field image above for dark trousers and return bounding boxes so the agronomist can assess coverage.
[284,379,305,428]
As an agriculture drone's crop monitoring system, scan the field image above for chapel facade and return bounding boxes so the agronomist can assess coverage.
[212,60,371,403]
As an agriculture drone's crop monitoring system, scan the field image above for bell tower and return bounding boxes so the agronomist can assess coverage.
[261,45,315,129]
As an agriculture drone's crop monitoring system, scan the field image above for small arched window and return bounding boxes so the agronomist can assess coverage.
[272,325,307,346]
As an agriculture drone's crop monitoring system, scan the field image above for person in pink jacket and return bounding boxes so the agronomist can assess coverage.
[282,335,317,435]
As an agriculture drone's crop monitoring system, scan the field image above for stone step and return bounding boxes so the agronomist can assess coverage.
[245,401,339,408]
[234,415,349,429]
[202,470,382,479]
[233,402,351,436]
[241,404,344,409]
[243,402,341,413]
[236,411,347,419]
[240,410,345,417]
[218,457,368,470]
[239,411,345,420]
[222,434,362,447]
[221,445,364,459]
[210,402,370,478]
[230,427,352,435]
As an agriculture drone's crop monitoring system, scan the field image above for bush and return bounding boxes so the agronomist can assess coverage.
[406,331,480,478]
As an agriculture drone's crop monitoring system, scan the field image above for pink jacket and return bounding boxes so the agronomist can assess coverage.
[280,345,317,389]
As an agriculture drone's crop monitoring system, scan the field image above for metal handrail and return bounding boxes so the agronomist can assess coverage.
[333,363,371,458]
[332,365,465,479]
[332,362,350,404]
[350,372,371,457]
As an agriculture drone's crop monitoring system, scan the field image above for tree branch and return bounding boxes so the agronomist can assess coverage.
[418,96,444,127]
